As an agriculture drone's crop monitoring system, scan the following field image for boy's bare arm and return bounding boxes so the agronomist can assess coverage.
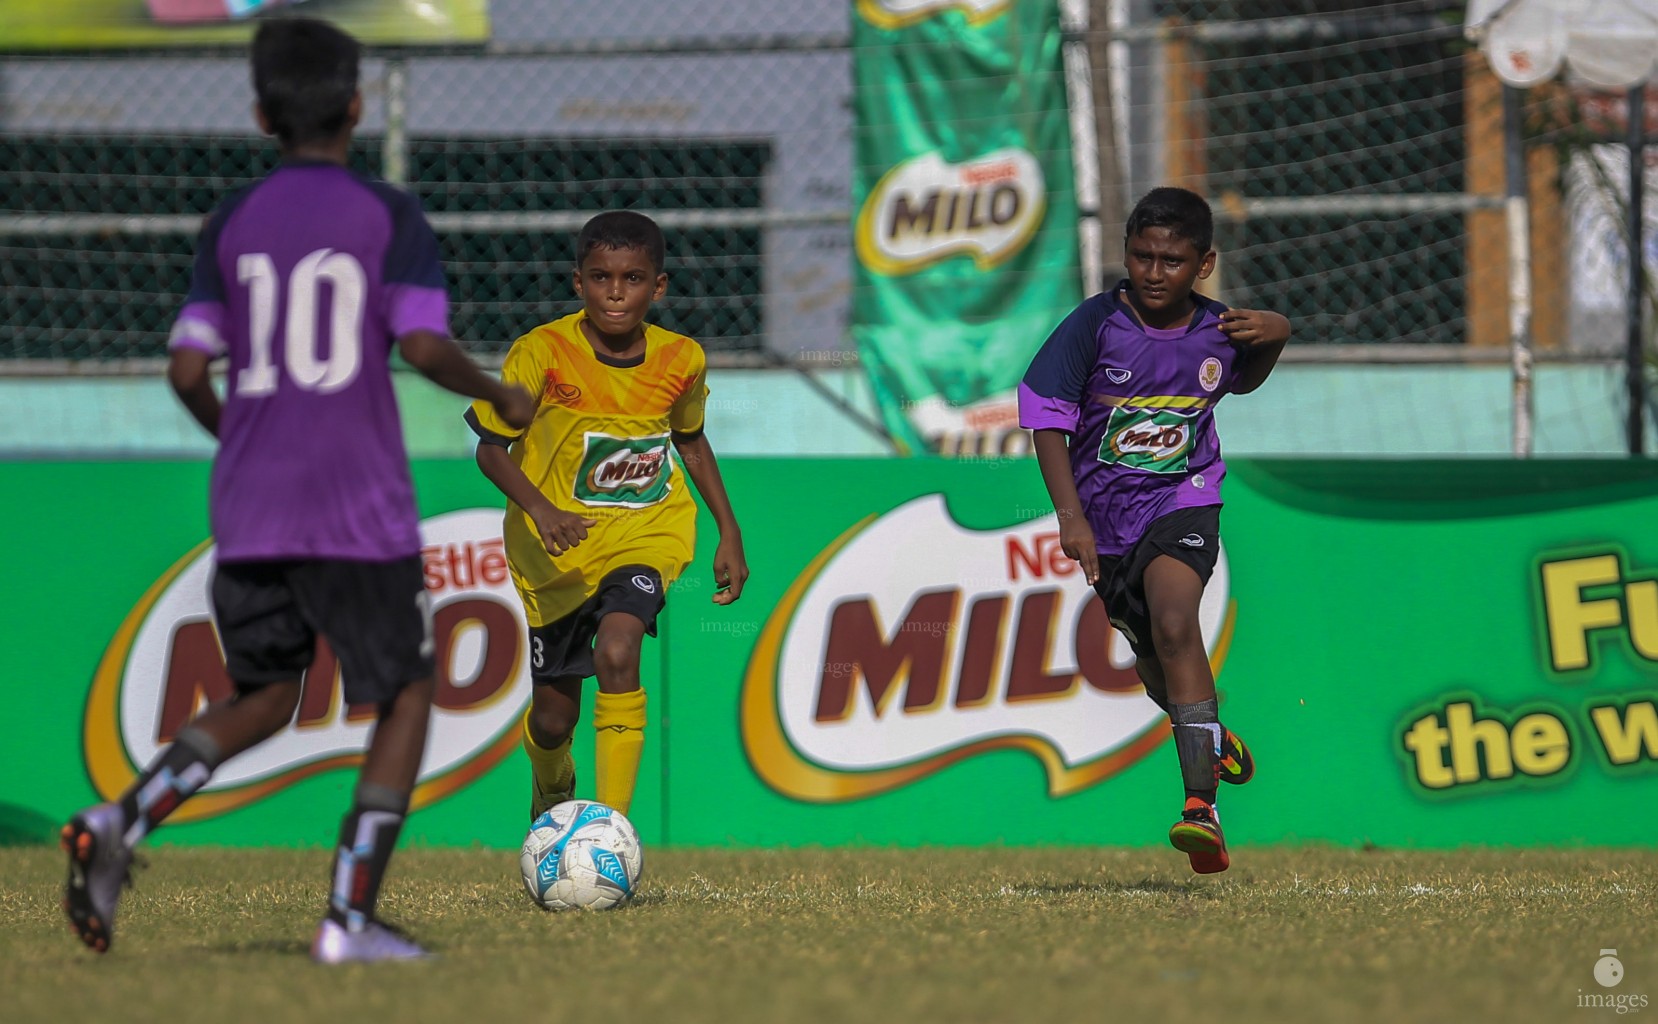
[672,433,748,603]
[1032,428,1098,585]
[399,330,536,428]
[1218,309,1291,395]
[474,443,594,555]
[168,347,222,438]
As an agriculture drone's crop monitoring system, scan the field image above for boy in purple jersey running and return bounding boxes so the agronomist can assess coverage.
[1018,187,1289,874]
[60,18,535,962]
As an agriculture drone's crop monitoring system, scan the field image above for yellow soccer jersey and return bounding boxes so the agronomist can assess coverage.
[468,311,709,626]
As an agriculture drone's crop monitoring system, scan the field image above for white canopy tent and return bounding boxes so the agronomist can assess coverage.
[1469,0,1658,89]
[1466,0,1657,454]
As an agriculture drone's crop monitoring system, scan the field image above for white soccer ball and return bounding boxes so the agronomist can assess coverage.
[519,800,644,911]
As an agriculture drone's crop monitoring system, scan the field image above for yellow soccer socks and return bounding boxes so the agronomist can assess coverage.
[593,688,647,816]
[522,708,576,820]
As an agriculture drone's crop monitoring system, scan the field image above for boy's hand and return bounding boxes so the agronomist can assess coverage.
[1218,308,1291,346]
[494,384,538,431]
[711,537,749,605]
[1057,511,1100,585]
[531,506,597,556]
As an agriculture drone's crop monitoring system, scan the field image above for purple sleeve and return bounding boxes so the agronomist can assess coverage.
[376,184,447,290]
[1017,295,1108,434]
[170,208,230,356]
[372,184,449,340]
[168,300,228,357]
[1018,381,1080,433]
[386,284,450,339]
[1193,298,1248,391]
[182,208,228,306]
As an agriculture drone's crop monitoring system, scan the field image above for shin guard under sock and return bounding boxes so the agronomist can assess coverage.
[1170,699,1222,805]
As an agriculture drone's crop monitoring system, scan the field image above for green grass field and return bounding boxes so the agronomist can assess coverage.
[3,845,1654,1023]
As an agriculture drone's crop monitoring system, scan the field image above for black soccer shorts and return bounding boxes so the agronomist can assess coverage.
[1091,504,1222,659]
[527,565,667,683]
[211,556,434,706]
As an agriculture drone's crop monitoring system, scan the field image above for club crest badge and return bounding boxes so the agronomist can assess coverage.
[1199,357,1222,392]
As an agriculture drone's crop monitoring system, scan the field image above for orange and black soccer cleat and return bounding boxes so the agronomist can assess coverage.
[1168,797,1229,874]
[1215,728,1255,786]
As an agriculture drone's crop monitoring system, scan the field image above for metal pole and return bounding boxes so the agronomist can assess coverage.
[1628,84,1647,456]
[384,58,410,187]
[1089,0,1127,290]
[1061,0,1103,296]
[1502,85,1533,457]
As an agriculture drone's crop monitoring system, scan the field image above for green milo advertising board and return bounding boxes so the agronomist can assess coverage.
[1,458,1654,849]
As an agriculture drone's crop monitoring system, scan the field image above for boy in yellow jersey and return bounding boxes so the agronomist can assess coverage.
[465,210,747,822]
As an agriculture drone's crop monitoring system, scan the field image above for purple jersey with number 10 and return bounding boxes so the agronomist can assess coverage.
[167,161,450,562]
[1017,286,1245,557]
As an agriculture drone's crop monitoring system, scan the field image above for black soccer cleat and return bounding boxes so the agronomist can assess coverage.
[61,804,135,954]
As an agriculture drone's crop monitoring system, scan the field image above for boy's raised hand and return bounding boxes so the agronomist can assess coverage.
[711,537,749,605]
[532,505,597,556]
[1218,308,1291,346]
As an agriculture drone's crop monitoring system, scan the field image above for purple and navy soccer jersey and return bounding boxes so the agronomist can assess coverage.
[1017,286,1245,557]
[168,161,449,562]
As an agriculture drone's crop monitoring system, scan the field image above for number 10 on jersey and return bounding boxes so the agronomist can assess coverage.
[236,248,367,397]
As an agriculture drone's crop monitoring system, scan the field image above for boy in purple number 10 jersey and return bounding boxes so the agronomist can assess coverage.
[1019,187,1290,874]
[61,18,536,962]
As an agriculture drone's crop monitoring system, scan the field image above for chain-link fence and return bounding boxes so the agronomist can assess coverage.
[0,0,1641,372]
[0,133,768,358]
[1192,1,1470,345]
[0,0,848,364]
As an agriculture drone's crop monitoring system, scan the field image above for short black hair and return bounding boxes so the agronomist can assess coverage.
[576,211,666,274]
[1124,187,1214,254]
[251,18,361,148]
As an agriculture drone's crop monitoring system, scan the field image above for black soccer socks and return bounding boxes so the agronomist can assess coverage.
[118,725,222,844]
[1170,698,1223,805]
[326,783,409,931]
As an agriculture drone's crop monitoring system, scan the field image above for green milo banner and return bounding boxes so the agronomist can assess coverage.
[2,458,1655,849]
[851,0,1082,456]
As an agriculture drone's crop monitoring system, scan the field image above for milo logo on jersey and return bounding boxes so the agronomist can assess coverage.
[740,495,1236,803]
[575,432,674,508]
[82,510,531,822]
[856,0,1009,30]
[1099,408,1199,473]
[855,149,1045,275]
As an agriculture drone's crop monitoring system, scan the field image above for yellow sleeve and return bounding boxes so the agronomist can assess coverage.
[669,343,709,436]
[467,335,544,443]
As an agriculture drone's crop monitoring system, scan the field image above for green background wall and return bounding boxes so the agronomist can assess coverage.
[3,458,1655,849]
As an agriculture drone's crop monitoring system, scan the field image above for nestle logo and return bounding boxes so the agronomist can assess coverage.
[1006,531,1078,582]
